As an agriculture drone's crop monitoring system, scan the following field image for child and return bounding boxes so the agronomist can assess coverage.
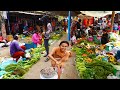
[71,32,77,46]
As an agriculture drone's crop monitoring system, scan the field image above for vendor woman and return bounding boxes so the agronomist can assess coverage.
[101,29,109,45]
[48,41,72,79]
[32,30,42,48]
[10,35,26,62]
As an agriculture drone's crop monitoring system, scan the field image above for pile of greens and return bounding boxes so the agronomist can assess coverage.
[50,30,63,40]
[73,40,115,79]
[2,46,44,79]
[80,60,114,79]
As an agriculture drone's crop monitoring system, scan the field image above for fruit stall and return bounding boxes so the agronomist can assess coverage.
[72,32,120,79]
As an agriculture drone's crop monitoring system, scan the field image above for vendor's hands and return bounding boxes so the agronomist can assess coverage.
[56,61,62,65]
[56,61,60,65]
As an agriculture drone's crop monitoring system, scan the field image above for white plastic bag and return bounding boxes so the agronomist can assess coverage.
[110,46,120,55]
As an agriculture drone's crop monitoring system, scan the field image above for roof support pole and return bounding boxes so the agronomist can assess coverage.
[110,11,115,32]
[68,11,71,41]
[7,11,11,34]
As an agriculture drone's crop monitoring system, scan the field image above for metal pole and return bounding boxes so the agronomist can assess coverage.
[7,11,11,34]
[68,11,71,41]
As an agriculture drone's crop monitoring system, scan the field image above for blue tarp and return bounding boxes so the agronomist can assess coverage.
[0,60,17,70]
[0,71,6,77]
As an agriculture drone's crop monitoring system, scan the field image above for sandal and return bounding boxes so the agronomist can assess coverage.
[44,58,49,62]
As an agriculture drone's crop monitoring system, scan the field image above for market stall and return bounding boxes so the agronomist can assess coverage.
[71,31,120,79]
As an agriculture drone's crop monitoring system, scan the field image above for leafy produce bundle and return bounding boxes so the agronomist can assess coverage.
[2,72,22,79]
[51,34,63,40]
[86,61,114,79]
[50,30,63,40]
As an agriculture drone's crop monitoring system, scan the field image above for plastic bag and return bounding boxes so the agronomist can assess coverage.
[109,32,118,41]
[110,46,120,55]
[107,74,119,79]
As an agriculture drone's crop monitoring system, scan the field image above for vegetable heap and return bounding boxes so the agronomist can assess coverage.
[72,40,115,79]
[2,46,45,79]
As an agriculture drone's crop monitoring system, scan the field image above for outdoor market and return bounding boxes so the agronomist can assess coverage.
[0,11,120,79]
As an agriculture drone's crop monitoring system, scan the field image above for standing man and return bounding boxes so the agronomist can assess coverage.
[43,18,52,62]
[76,19,82,39]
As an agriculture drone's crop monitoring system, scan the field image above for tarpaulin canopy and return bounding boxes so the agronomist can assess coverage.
[9,11,45,15]
[80,11,120,18]
[42,11,81,16]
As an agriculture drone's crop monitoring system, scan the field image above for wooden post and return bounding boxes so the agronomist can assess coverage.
[110,11,115,32]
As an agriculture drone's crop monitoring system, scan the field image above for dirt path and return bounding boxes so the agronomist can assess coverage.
[23,34,79,79]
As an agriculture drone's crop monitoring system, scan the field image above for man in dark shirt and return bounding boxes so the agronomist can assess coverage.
[75,19,82,39]
[19,23,24,34]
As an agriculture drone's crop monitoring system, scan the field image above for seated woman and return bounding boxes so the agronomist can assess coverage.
[32,30,42,48]
[10,35,26,62]
[48,41,72,79]
[101,29,109,45]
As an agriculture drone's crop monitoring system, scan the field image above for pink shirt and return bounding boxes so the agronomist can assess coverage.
[118,25,120,30]
[32,33,42,44]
